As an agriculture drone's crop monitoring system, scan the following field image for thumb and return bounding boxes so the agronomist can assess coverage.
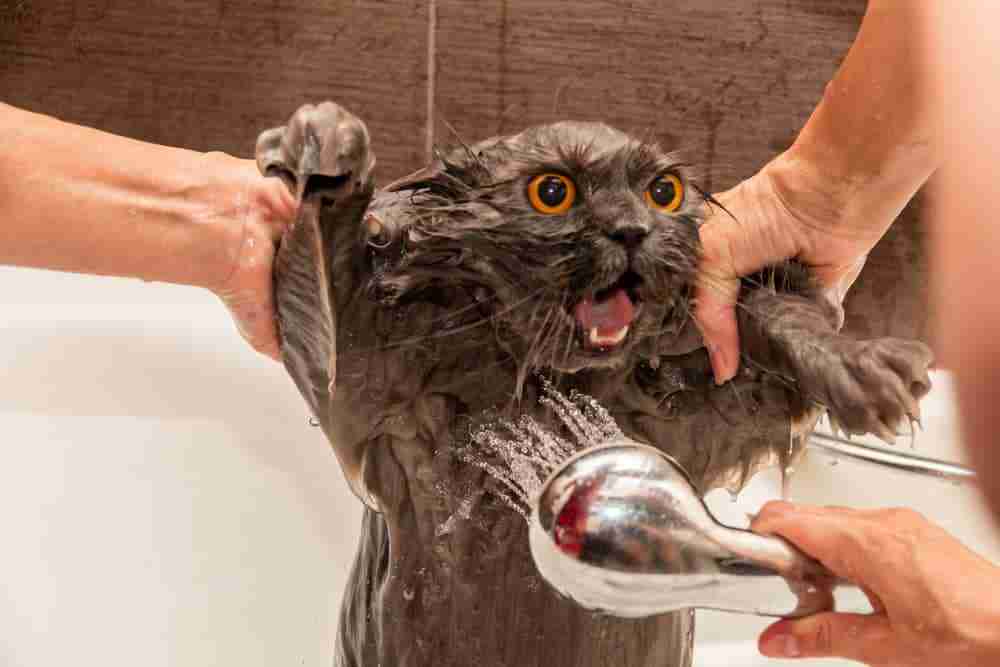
[759,614,892,664]
[219,287,282,361]
[694,214,743,385]
[693,272,741,384]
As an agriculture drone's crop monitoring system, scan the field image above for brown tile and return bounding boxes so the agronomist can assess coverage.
[434,0,863,190]
[1,1,430,180]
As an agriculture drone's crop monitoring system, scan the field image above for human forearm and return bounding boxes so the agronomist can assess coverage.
[775,0,938,240]
[924,0,1000,518]
[0,103,295,358]
[0,103,247,290]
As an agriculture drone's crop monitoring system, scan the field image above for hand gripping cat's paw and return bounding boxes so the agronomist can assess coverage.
[806,337,934,443]
[256,101,376,203]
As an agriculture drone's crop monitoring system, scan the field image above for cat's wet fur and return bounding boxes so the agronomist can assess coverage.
[257,102,933,667]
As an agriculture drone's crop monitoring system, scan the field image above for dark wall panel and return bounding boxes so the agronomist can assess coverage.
[434,0,862,191]
[1,1,430,180]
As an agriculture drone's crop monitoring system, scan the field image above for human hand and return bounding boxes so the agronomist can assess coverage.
[751,501,1000,665]
[196,153,296,360]
[694,150,886,384]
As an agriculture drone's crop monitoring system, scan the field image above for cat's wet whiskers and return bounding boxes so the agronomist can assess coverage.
[335,282,557,363]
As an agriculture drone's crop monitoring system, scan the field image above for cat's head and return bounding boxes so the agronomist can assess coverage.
[372,121,704,373]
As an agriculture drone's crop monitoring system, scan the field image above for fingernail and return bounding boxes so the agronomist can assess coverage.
[752,501,797,530]
[761,634,801,658]
[763,500,797,515]
[706,344,727,385]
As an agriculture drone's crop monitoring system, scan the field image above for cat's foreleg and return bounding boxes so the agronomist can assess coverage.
[736,279,933,442]
[256,102,375,420]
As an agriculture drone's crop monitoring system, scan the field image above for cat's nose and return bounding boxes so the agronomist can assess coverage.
[607,223,650,249]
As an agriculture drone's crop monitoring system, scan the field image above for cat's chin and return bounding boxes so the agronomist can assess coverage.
[543,340,641,373]
[550,356,632,373]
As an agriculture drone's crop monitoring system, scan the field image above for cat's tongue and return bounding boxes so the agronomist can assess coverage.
[574,288,636,348]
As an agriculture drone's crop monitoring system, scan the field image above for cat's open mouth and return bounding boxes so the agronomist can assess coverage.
[572,271,643,351]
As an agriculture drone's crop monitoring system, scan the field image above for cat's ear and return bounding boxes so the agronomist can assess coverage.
[383,159,448,193]
[257,102,375,425]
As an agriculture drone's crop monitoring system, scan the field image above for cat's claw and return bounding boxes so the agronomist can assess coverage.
[826,414,844,439]
[257,101,378,437]
[807,338,933,444]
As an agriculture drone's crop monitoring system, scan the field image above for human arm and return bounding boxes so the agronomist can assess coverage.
[0,103,295,358]
[751,501,1000,665]
[925,1,1000,524]
[695,0,938,383]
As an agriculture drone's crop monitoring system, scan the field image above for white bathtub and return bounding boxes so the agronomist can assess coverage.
[2,267,997,667]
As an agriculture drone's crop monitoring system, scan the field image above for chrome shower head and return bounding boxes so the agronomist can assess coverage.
[529,438,864,618]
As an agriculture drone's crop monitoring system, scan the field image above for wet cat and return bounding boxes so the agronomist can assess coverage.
[256,102,932,667]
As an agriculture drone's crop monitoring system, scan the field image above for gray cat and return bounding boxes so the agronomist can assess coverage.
[256,102,932,667]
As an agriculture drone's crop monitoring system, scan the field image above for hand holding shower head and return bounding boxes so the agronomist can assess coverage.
[528,439,865,618]
[465,383,871,619]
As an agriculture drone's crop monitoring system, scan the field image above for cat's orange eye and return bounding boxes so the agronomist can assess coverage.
[645,173,684,213]
[528,173,577,215]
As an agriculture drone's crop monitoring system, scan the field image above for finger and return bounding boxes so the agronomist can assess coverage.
[219,191,285,361]
[759,614,893,663]
[694,210,745,384]
[750,499,797,526]
[751,501,859,529]
[223,291,282,361]
[218,243,281,362]
[693,276,741,384]
[241,160,297,231]
[860,585,887,614]
[750,503,874,585]
[259,179,297,233]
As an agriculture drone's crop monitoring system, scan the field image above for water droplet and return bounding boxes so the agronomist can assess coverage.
[307,416,320,427]
[402,587,415,601]
[462,380,622,521]
[781,465,796,501]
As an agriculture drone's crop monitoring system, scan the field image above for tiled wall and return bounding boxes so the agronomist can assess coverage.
[2,0,864,184]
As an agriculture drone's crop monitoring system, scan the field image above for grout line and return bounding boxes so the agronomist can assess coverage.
[425,0,437,160]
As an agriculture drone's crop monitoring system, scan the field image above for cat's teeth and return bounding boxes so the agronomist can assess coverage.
[589,325,629,348]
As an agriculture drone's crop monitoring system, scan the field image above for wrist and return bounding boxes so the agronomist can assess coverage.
[767,0,938,251]
[178,151,261,292]
[183,152,296,300]
[763,144,911,254]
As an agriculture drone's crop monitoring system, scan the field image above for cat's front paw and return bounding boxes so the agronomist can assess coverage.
[806,338,933,442]
[256,101,375,203]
